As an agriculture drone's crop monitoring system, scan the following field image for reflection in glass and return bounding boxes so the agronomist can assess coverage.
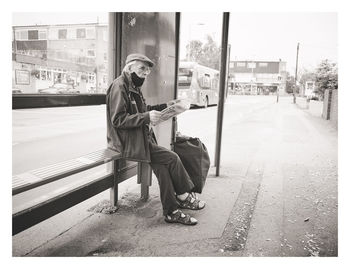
[12,13,108,94]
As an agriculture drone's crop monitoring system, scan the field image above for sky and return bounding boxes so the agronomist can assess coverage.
[12,12,338,74]
[180,12,337,74]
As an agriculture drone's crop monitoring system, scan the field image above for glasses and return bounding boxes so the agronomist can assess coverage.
[136,64,152,74]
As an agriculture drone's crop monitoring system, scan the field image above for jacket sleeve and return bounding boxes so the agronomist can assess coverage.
[147,103,167,111]
[108,82,150,129]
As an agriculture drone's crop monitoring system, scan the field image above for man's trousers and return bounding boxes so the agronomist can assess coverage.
[149,141,194,216]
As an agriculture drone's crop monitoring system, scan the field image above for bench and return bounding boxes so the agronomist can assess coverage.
[12,148,152,235]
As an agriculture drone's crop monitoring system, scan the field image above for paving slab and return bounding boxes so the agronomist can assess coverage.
[28,170,243,256]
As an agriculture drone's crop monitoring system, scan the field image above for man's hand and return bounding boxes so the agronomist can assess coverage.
[149,110,162,126]
[167,99,181,107]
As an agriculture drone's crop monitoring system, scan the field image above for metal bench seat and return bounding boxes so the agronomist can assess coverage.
[12,149,121,195]
[12,148,151,235]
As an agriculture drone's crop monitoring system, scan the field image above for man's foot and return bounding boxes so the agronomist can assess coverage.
[164,209,197,225]
[176,193,205,210]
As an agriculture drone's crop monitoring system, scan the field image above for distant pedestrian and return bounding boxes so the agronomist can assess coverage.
[106,53,205,225]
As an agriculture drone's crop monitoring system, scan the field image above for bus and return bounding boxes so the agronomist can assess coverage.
[177,61,219,108]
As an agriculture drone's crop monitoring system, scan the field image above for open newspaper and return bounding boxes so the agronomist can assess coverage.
[157,99,191,124]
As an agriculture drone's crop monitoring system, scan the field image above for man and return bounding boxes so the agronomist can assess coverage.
[106,53,205,225]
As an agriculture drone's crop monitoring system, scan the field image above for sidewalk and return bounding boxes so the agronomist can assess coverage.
[25,170,244,257]
[13,96,338,257]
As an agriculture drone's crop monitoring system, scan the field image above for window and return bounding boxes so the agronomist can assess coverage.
[39,30,47,40]
[19,30,28,40]
[237,62,246,67]
[229,62,234,68]
[76,28,86,39]
[247,62,256,69]
[211,78,219,89]
[259,62,268,67]
[28,30,39,40]
[200,74,211,89]
[87,49,95,58]
[58,29,67,39]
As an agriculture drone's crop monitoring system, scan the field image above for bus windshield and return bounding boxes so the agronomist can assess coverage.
[178,68,193,87]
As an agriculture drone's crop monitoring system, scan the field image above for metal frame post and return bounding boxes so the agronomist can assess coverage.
[108,12,123,206]
[138,163,152,201]
[110,159,119,206]
[172,12,181,148]
[214,12,230,176]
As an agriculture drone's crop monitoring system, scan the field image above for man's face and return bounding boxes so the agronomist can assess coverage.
[131,61,152,78]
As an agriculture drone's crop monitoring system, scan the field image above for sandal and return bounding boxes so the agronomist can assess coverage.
[165,210,197,225]
[176,193,205,210]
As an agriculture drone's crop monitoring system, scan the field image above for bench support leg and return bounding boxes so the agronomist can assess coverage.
[110,159,119,206]
[137,162,152,201]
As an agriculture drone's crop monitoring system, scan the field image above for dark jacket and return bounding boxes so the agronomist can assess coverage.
[106,71,167,162]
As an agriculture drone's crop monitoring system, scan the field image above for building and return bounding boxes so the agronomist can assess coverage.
[228,60,287,95]
[12,23,108,94]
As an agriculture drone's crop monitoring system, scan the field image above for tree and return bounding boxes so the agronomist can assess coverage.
[315,60,338,97]
[186,35,221,69]
[299,68,317,87]
[186,40,203,62]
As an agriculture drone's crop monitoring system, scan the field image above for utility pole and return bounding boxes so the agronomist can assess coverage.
[293,42,299,104]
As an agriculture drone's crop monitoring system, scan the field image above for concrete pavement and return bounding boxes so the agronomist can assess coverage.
[12,96,338,257]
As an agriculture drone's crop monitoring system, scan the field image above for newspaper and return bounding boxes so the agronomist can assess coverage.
[158,99,191,124]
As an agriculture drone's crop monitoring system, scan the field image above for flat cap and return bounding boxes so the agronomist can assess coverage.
[125,53,155,67]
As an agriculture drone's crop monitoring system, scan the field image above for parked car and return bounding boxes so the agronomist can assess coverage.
[12,88,22,94]
[38,83,80,94]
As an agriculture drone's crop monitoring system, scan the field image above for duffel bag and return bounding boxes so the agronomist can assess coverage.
[173,134,210,193]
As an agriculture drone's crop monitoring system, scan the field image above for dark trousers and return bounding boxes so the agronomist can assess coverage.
[149,141,194,216]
